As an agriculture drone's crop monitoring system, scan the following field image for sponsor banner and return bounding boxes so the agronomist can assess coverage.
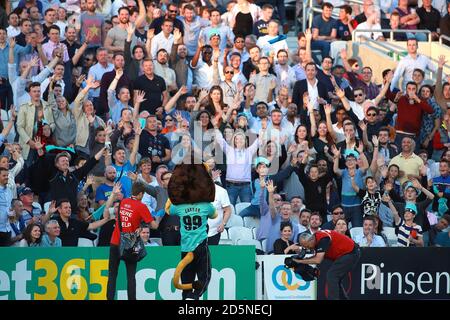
[0,246,255,300]
[261,255,317,300]
[317,248,450,300]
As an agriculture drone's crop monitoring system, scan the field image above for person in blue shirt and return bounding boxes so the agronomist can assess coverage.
[239,156,296,218]
[105,124,141,198]
[40,219,62,247]
[431,160,450,218]
[332,145,370,228]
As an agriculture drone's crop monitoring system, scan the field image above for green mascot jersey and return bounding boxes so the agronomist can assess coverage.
[169,202,216,252]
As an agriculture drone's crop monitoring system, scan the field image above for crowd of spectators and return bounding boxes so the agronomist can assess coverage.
[0,0,449,252]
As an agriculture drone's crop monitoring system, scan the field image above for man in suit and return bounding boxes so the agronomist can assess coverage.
[292,62,329,123]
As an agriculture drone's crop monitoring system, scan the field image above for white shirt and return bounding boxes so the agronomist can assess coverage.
[208,184,232,237]
[307,78,319,110]
[110,0,127,17]
[391,53,438,91]
[191,57,222,89]
[7,26,20,38]
[274,64,296,94]
[355,22,384,41]
[55,21,68,40]
[153,60,177,89]
[151,31,174,59]
[354,233,386,247]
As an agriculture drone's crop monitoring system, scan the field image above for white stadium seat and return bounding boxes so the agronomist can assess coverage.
[235,202,251,216]
[236,239,263,250]
[228,226,254,244]
[220,230,229,240]
[219,239,233,245]
[349,227,363,241]
[382,227,398,247]
[226,214,244,228]
[78,238,94,247]
[243,216,260,229]
[149,238,163,246]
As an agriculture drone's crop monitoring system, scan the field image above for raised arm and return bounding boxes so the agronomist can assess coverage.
[324,104,336,142]
[266,180,277,220]
[129,122,141,166]
[331,145,343,176]
[170,28,183,66]
[356,142,369,173]
[374,71,393,106]
[191,38,204,68]
[164,86,187,114]
[134,0,147,29]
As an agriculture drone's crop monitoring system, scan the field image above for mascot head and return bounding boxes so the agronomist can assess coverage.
[168,164,216,205]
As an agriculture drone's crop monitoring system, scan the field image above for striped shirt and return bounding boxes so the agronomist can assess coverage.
[395,217,423,247]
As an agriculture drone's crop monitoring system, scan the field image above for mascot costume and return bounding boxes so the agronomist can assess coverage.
[166,164,216,300]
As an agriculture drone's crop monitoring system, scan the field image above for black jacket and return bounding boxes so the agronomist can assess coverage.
[292,79,329,121]
[49,156,99,210]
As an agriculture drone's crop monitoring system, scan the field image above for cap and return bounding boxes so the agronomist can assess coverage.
[209,29,221,39]
[344,149,359,160]
[405,203,417,215]
[403,181,421,195]
[237,112,248,120]
[254,156,270,167]
[18,186,33,197]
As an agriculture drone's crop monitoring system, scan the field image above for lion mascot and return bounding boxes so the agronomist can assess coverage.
[166,164,216,300]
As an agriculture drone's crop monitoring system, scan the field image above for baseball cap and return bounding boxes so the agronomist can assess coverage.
[344,149,359,160]
[403,181,421,195]
[405,203,417,215]
[237,112,248,120]
[209,29,221,39]
[254,156,270,167]
[18,186,33,197]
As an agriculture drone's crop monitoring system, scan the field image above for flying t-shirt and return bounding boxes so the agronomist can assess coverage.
[169,202,216,252]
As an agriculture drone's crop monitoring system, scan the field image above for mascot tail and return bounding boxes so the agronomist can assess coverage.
[173,252,203,291]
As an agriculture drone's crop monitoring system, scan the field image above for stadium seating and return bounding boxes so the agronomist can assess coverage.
[243,216,260,229]
[234,202,251,216]
[350,227,363,241]
[236,239,263,251]
[150,238,163,246]
[226,214,244,228]
[77,238,95,247]
[218,239,233,245]
[382,227,398,247]
[220,229,229,240]
[228,226,254,244]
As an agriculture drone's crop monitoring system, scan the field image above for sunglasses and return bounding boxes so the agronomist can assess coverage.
[165,118,173,121]
[225,70,234,74]
[367,113,377,117]
[169,9,178,13]
[235,40,244,43]
[333,211,344,215]
[354,93,364,97]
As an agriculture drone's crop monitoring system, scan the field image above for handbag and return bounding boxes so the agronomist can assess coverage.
[117,201,147,263]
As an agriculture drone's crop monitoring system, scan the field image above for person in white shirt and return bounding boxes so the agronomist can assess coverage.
[208,183,232,245]
[354,216,387,247]
[153,48,177,92]
[55,7,68,41]
[256,20,288,60]
[6,12,20,38]
[391,38,438,91]
[191,44,222,90]
[354,5,385,41]
[273,49,296,95]
[150,19,175,58]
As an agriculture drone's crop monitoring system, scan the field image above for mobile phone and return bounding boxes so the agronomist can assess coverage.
[105,141,112,154]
